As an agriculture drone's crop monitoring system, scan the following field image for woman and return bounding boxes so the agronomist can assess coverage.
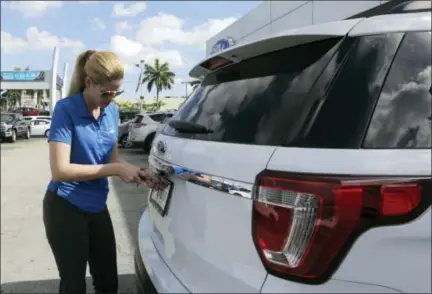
[43,49,161,293]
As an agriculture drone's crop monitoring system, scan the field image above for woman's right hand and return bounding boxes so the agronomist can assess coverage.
[115,163,142,184]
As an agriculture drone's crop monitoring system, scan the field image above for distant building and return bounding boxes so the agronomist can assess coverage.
[206,1,391,56]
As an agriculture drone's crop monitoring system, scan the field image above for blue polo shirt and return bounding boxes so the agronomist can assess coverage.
[47,92,119,213]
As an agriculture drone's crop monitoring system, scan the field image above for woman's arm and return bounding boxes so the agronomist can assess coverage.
[110,142,121,163]
[50,142,121,182]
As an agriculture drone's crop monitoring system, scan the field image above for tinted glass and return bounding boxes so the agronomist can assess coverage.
[134,115,143,123]
[304,33,404,148]
[164,37,343,145]
[1,114,14,123]
[364,32,431,149]
[150,114,167,122]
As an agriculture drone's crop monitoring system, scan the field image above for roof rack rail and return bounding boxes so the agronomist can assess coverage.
[347,0,430,20]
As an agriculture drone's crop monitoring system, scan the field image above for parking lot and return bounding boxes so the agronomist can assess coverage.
[1,138,150,293]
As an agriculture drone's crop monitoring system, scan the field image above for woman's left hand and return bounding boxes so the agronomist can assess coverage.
[137,168,168,190]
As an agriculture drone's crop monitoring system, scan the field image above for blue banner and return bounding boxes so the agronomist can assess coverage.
[0,71,45,82]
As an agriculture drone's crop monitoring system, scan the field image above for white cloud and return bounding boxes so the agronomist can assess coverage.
[112,2,147,18]
[91,18,106,31]
[2,1,62,17]
[110,35,183,70]
[366,66,431,148]
[107,13,238,83]
[1,31,27,53]
[135,13,237,47]
[115,21,133,34]
[1,27,84,54]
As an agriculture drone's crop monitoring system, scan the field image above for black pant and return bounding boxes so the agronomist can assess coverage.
[43,190,118,294]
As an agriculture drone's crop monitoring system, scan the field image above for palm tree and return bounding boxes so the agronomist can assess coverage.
[142,58,175,107]
[6,90,21,110]
[36,90,44,108]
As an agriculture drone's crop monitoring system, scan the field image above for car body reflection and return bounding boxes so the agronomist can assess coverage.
[148,155,253,199]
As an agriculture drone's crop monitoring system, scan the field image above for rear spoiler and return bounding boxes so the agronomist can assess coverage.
[189,18,364,79]
[347,0,431,19]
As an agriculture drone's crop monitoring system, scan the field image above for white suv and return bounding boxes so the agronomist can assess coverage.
[135,6,431,294]
[127,111,174,152]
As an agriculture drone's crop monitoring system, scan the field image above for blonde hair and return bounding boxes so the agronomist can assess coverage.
[67,50,124,96]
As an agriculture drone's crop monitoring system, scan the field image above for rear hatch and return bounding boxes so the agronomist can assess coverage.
[258,29,431,292]
[146,35,348,292]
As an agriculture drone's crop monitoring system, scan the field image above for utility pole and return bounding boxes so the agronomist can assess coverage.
[135,59,145,112]
[181,81,190,98]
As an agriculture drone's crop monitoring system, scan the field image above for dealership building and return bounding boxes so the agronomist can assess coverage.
[0,46,67,112]
[206,0,400,56]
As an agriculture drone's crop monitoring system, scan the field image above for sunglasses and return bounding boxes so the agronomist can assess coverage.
[100,90,124,100]
[88,77,124,100]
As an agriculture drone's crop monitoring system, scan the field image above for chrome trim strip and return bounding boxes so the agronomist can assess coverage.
[341,177,431,186]
[148,155,254,200]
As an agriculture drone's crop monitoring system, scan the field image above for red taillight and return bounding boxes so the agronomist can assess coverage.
[132,122,146,128]
[200,56,233,71]
[252,172,430,283]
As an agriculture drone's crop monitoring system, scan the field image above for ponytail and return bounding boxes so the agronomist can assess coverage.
[67,50,96,97]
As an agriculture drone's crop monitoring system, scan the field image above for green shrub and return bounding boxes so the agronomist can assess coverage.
[39,110,50,116]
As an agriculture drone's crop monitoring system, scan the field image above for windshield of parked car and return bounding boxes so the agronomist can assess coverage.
[1,114,15,123]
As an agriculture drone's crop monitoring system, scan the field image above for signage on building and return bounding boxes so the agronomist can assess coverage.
[0,71,45,82]
[21,92,36,108]
[211,37,236,54]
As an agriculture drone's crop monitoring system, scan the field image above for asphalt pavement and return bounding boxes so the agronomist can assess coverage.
[1,138,150,293]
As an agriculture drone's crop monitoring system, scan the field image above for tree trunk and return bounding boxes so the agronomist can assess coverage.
[156,88,159,108]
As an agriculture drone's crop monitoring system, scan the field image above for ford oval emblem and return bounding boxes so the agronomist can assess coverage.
[211,37,235,55]
[156,141,166,154]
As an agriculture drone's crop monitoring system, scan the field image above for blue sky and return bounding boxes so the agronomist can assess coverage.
[1,1,259,100]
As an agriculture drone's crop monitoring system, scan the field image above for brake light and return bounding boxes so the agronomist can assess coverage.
[252,172,431,284]
[132,123,146,128]
[200,56,233,71]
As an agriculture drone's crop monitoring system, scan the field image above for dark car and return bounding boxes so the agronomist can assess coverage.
[0,113,31,143]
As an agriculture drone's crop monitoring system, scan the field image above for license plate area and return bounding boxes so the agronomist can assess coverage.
[149,179,173,217]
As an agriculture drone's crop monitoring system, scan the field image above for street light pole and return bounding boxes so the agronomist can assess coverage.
[135,59,145,112]
[181,81,189,98]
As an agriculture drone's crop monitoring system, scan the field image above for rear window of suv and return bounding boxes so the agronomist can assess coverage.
[163,37,343,145]
[134,115,144,123]
[150,113,170,122]
[363,32,431,149]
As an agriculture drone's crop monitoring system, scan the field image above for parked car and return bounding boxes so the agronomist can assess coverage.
[135,6,432,294]
[118,118,135,148]
[0,112,31,142]
[156,114,174,136]
[16,107,41,116]
[127,111,174,152]
[29,119,51,137]
[24,115,52,121]
[120,110,140,123]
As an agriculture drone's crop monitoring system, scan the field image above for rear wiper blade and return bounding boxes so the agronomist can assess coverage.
[168,120,213,134]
